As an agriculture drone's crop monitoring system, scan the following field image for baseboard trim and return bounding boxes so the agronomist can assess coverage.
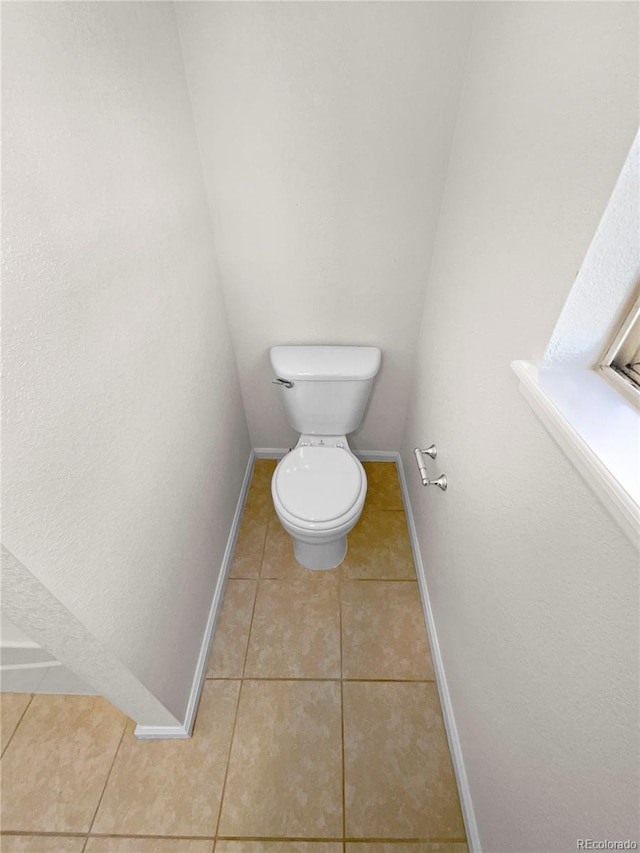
[134,450,256,741]
[131,722,191,740]
[395,451,482,853]
[253,447,287,459]
[354,450,399,461]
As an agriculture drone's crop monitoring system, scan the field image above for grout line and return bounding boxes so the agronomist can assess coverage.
[230,576,418,583]
[253,577,417,583]
[344,838,469,844]
[255,508,271,578]
[73,833,218,841]
[339,578,418,583]
[0,832,89,838]
[214,478,263,837]
[226,574,259,581]
[0,692,34,759]
[213,679,244,840]
[241,541,263,677]
[238,577,417,584]
[240,581,259,681]
[0,831,466,843]
[212,836,467,843]
[215,837,344,843]
[204,676,436,683]
[340,677,435,684]
[86,718,128,836]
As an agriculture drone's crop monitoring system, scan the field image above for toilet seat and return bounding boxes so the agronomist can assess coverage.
[273,446,365,526]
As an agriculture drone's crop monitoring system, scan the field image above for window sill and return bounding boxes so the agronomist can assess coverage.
[511,360,639,546]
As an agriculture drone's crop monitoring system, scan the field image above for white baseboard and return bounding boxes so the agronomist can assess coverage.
[354,450,399,461]
[132,722,191,740]
[395,451,482,853]
[134,450,256,741]
[253,447,287,459]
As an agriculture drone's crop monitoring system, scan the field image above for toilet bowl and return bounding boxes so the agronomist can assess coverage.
[271,442,367,570]
[269,344,381,570]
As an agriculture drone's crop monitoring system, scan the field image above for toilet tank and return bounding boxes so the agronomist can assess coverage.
[270,345,382,435]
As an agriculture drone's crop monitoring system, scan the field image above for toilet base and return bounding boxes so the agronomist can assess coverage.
[293,535,347,570]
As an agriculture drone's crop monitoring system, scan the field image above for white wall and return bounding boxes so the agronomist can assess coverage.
[176,2,474,451]
[543,131,640,371]
[2,2,250,723]
[401,4,639,851]
[0,606,93,698]
[0,617,35,649]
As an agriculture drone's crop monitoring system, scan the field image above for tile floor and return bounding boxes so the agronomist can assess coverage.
[0,461,467,853]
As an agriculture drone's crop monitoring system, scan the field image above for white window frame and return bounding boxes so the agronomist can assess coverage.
[512,132,640,546]
[598,291,640,409]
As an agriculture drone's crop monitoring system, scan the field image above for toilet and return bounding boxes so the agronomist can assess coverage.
[269,345,382,570]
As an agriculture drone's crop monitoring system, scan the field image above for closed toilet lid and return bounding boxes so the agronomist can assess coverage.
[274,446,364,524]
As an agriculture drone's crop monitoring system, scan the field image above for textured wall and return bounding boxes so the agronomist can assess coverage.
[401,4,639,851]
[2,2,251,722]
[543,132,639,370]
[176,2,474,451]
[2,547,177,723]
[1,617,34,647]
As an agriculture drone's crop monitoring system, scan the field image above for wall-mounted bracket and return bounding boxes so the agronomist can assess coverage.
[413,446,447,490]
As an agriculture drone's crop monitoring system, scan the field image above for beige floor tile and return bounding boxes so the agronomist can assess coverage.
[0,693,31,755]
[347,845,468,852]
[343,682,465,839]
[244,579,340,678]
[362,462,404,510]
[250,458,278,490]
[260,514,340,580]
[86,839,214,852]
[207,580,257,678]
[259,512,298,579]
[219,680,342,838]
[229,510,269,579]
[341,582,434,680]
[341,509,415,580]
[92,680,239,837]
[0,837,86,852]
[242,460,277,517]
[0,695,126,834]
[216,845,342,853]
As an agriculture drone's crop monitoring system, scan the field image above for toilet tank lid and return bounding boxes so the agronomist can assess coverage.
[270,346,382,381]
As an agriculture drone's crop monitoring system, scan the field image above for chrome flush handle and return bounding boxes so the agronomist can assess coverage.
[272,377,294,389]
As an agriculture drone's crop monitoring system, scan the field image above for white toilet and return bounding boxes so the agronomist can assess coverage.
[269,345,382,570]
